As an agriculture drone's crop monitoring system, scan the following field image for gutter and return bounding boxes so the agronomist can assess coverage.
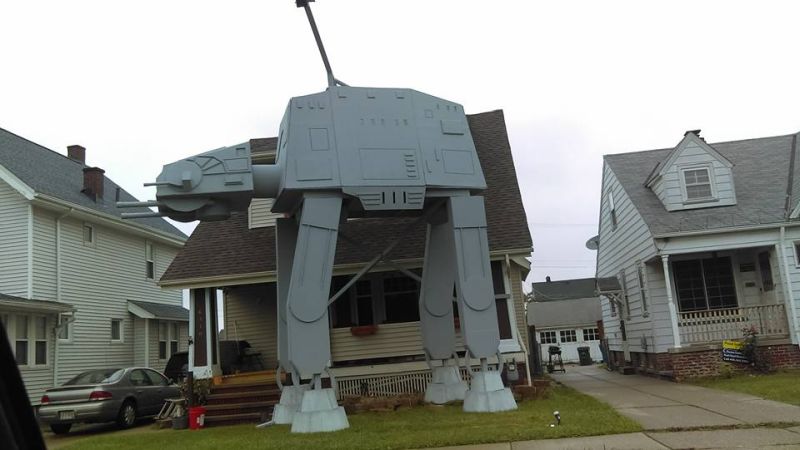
[653,221,800,239]
[32,194,186,247]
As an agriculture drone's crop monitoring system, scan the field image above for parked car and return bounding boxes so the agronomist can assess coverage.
[38,367,180,434]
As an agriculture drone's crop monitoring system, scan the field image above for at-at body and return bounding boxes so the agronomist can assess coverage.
[127,86,515,435]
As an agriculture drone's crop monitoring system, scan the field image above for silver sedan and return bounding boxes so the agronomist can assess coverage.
[38,367,181,435]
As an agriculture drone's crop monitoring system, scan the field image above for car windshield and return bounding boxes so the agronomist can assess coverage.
[64,369,125,386]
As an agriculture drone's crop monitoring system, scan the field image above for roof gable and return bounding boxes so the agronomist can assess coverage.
[0,128,186,239]
[645,131,733,187]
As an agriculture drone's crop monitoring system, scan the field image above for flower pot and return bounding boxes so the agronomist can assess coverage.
[350,325,379,336]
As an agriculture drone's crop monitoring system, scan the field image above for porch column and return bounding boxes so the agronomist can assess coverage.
[661,255,682,349]
[776,237,799,344]
[189,287,221,379]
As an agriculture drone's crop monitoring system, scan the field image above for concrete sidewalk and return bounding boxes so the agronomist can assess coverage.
[433,427,800,449]
[552,365,800,430]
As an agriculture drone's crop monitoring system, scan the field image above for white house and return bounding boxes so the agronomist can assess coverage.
[595,129,800,380]
[528,277,602,363]
[0,128,189,404]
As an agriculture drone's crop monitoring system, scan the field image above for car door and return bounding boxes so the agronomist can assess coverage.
[143,369,173,411]
[128,369,156,415]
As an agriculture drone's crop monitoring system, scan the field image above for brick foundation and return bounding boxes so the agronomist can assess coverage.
[609,342,800,381]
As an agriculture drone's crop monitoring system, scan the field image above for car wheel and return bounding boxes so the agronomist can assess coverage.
[50,423,72,435]
[116,400,137,429]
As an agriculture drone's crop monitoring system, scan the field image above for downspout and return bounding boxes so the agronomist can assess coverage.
[53,208,73,387]
[505,254,532,386]
[779,226,799,344]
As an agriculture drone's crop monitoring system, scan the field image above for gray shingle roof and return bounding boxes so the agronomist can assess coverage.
[128,300,189,321]
[0,128,186,239]
[0,292,74,313]
[527,296,601,329]
[161,110,533,283]
[606,133,800,235]
[532,277,597,301]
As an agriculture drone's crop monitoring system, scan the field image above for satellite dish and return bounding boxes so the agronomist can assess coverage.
[585,235,599,250]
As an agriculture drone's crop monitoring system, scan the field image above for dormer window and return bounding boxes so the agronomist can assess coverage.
[681,166,714,201]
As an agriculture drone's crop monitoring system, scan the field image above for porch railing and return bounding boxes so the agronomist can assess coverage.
[677,304,789,345]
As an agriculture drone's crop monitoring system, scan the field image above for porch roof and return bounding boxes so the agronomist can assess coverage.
[0,293,74,314]
[160,109,533,285]
[128,300,189,322]
[606,132,800,235]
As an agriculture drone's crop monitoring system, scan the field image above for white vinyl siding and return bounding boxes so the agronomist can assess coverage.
[0,180,31,297]
[51,213,182,385]
[248,198,282,229]
[224,284,279,368]
[597,163,664,352]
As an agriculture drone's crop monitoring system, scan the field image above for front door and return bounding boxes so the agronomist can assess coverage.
[737,252,761,307]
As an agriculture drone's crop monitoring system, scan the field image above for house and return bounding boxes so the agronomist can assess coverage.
[528,277,602,363]
[0,128,189,404]
[159,110,533,396]
[595,129,800,380]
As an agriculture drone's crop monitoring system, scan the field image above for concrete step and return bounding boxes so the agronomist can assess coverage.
[206,389,281,405]
[210,380,278,394]
[205,401,276,416]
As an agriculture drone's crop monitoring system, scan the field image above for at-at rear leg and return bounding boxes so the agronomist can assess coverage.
[419,213,466,404]
[280,194,349,433]
[448,195,517,412]
[272,217,308,424]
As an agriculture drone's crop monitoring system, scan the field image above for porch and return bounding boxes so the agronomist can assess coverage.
[678,304,789,345]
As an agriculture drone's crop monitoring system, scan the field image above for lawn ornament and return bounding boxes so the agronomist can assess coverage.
[119,0,516,433]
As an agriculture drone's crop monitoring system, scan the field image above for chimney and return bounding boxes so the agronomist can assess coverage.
[82,167,105,200]
[67,145,86,164]
[546,276,551,283]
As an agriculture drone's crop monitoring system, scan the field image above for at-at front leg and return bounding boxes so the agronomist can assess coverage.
[272,217,308,425]
[448,195,517,413]
[283,194,349,433]
[419,212,466,404]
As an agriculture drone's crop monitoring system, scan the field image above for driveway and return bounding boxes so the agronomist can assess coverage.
[552,365,800,430]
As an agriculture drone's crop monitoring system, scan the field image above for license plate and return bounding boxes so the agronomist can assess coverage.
[58,410,76,421]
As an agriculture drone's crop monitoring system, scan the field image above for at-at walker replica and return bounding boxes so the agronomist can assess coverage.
[120,0,517,433]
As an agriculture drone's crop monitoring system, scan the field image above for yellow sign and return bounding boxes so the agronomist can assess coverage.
[723,340,744,350]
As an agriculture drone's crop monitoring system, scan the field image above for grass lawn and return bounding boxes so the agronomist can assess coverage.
[59,385,640,450]
[691,370,800,406]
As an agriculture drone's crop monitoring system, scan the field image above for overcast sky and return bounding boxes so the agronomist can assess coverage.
[2,0,799,288]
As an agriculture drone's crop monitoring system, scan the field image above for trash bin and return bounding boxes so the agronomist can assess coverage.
[189,406,207,430]
[577,346,592,366]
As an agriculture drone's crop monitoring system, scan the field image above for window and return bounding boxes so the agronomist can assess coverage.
[682,167,713,201]
[609,295,617,317]
[637,261,649,316]
[673,256,737,312]
[34,317,47,365]
[170,323,179,355]
[583,328,600,341]
[145,369,169,386]
[145,242,155,279]
[559,329,577,343]
[15,316,29,365]
[111,319,122,342]
[57,313,72,341]
[329,277,374,328]
[6,314,48,366]
[159,322,168,359]
[129,369,152,387]
[794,242,800,268]
[83,223,94,244]
[540,331,557,344]
[383,276,420,324]
[608,191,618,231]
[491,261,513,340]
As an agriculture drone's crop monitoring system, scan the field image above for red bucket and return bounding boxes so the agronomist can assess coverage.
[188,406,207,430]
